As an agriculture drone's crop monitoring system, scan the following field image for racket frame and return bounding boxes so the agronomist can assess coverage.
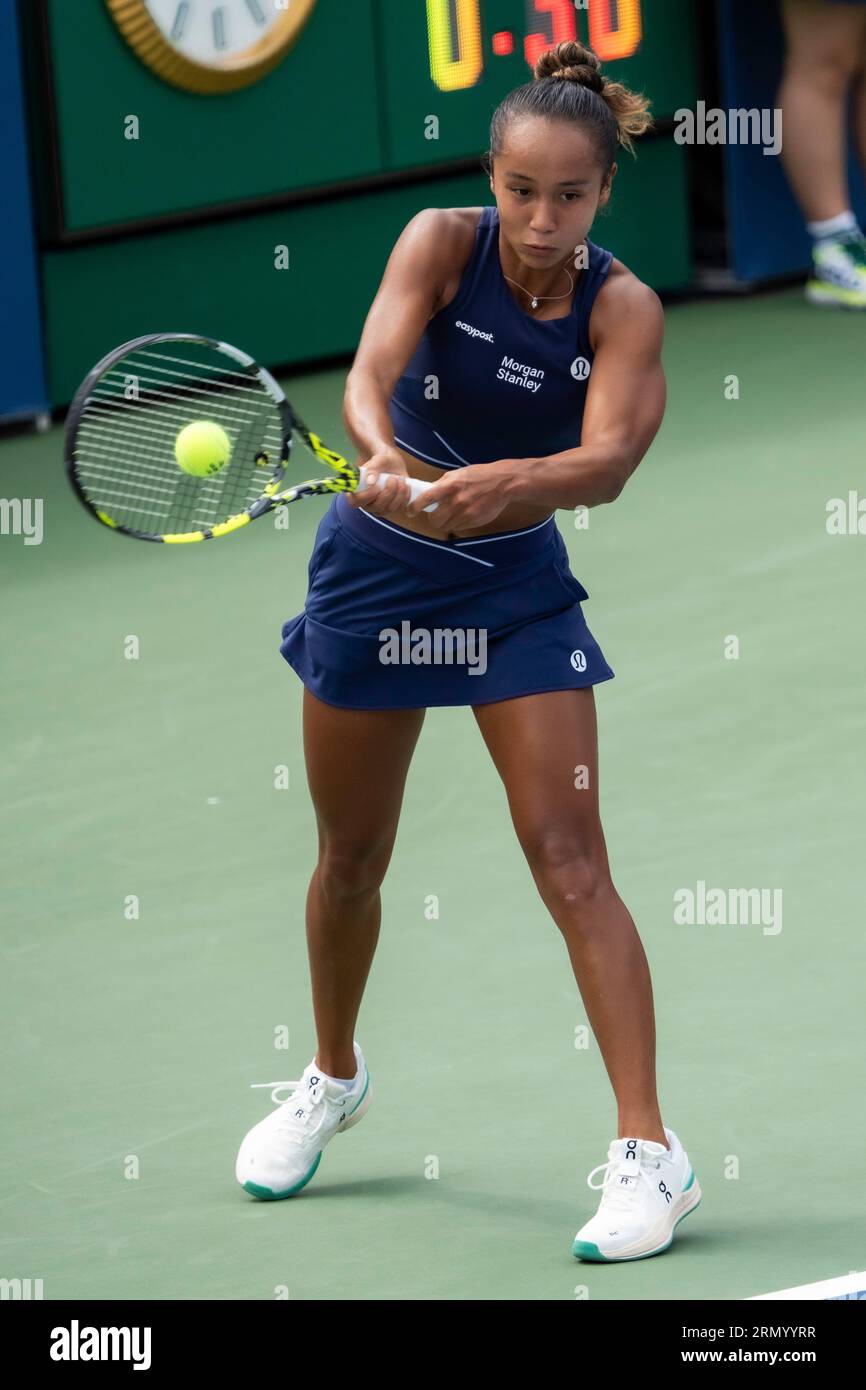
[64,332,361,544]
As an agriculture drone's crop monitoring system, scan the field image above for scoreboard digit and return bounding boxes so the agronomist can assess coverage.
[427,0,644,93]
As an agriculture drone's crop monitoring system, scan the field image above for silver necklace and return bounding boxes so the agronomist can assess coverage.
[502,262,575,311]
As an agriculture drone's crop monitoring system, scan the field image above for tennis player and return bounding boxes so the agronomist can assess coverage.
[236,39,702,1263]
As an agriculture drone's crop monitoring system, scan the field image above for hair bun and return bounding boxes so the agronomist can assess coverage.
[552,63,605,94]
[488,37,653,174]
[534,40,604,93]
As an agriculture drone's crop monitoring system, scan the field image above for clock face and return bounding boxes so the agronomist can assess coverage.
[106,0,318,93]
[143,0,288,66]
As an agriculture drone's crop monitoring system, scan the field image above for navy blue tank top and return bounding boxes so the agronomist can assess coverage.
[388,204,613,468]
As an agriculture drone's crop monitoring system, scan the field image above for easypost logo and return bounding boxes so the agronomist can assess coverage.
[455,319,494,343]
[49,1320,152,1370]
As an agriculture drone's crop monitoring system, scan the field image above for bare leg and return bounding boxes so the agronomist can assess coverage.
[777,0,866,221]
[851,56,866,172]
[302,689,425,1078]
[473,688,665,1145]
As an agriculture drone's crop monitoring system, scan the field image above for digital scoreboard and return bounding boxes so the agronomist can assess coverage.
[427,0,644,92]
[382,0,695,169]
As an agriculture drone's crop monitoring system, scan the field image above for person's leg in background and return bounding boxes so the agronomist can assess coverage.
[778,0,866,305]
[850,16,866,172]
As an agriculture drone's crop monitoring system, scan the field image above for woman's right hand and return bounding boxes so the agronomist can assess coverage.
[345,447,415,516]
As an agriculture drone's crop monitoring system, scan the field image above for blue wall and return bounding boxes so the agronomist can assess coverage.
[0,0,48,423]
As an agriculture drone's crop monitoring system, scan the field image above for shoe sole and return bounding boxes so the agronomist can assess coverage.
[240,1066,372,1200]
[572,1171,702,1262]
[805,281,866,309]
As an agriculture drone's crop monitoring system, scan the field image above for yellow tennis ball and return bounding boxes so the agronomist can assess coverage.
[174,421,231,477]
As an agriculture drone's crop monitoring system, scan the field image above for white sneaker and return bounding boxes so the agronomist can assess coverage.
[236,1040,372,1200]
[805,235,866,308]
[572,1126,701,1261]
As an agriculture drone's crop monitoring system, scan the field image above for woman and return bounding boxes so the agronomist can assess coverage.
[236,39,702,1263]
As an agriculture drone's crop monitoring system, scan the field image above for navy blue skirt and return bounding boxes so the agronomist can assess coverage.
[279,493,614,709]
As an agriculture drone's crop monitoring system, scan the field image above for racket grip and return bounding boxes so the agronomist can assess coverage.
[358,464,439,513]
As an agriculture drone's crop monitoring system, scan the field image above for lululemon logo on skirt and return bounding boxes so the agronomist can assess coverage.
[570,356,591,381]
[570,649,587,671]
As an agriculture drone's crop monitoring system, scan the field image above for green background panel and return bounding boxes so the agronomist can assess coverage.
[43,138,689,408]
[381,0,698,167]
[31,0,695,236]
[41,0,382,232]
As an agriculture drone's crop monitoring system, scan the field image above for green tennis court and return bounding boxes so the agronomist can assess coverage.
[3,284,864,1300]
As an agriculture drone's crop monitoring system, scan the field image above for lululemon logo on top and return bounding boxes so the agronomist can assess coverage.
[570,356,590,381]
[570,649,587,671]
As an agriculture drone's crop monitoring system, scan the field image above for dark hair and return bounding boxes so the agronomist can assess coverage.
[481,39,653,190]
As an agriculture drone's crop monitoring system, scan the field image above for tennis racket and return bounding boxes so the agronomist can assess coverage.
[64,331,437,543]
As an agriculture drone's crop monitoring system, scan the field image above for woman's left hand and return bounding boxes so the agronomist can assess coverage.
[405,460,516,532]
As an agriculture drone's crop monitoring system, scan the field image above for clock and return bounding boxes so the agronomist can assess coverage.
[105,0,318,94]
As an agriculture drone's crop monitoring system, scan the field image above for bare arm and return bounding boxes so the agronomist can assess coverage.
[342,208,460,466]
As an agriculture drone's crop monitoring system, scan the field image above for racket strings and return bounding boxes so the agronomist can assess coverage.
[71,344,288,535]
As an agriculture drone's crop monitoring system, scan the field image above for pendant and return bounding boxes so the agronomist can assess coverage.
[531,297,539,309]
